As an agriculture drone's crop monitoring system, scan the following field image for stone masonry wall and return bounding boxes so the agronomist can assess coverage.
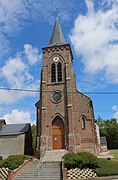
[0,134,25,159]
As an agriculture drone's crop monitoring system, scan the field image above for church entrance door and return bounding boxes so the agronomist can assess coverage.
[52,117,65,149]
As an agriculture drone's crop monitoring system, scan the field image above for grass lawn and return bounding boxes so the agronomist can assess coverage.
[95,150,118,176]
[95,158,118,176]
[109,149,118,160]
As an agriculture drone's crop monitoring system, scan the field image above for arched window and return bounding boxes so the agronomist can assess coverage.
[81,116,86,130]
[51,63,56,82]
[52,117,63,127]
[57,62,62,82]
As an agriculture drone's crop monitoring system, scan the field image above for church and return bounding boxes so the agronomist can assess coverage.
[35,19,98,157]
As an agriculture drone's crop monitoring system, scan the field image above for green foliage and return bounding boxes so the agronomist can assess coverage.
[97,117,118,149]
[0,160,4,167]
[31,124,36,149]
[95,158,118,176]
[77,152,98,169]
[63,153,78,169]
[96,116,103,126]
[0,155,30,170]
[63,152,118,176]
[63,152,98,170]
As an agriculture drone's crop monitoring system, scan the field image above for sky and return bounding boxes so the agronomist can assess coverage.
[0,0,118,124]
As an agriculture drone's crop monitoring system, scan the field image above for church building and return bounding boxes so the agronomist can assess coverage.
[35,19,98,157]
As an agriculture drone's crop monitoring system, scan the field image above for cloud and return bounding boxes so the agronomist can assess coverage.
[104,0,118,6]
[3,109,32,124]
[111,105,118,121]
[0,0,73,35]
[0,44,41,104]
[0,0,74,59]
[0,82,39,104]
[0,33,11,63]
[0,0,30,60]
[1,58,27,87]
[113,111,118,121]
[85,0,94,14]
[70,0,118,87]
[24,44,42,64]
[112,105,118,111]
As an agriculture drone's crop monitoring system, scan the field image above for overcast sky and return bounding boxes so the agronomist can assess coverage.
[0,0,118,124]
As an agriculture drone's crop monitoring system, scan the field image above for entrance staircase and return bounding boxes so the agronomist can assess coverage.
[42,149,67,162]
[14,150,67,180]
[14,159,39,180]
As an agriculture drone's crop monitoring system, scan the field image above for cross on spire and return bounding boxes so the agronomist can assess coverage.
[55,8,59,19]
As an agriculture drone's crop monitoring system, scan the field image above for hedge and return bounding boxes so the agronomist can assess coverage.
[63,152,98,170]
[0,155,31,170]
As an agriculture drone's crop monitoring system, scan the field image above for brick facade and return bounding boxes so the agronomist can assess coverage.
[35,22,98,157]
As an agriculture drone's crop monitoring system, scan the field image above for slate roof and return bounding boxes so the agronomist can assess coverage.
[48,18,67,46]
[0,123,30,136]
[100,136,107,145]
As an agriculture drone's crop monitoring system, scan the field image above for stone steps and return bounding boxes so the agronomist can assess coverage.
[14,178,61,180]
[14,159,62,180]
[14,150,67,180]
[14,159,39,180]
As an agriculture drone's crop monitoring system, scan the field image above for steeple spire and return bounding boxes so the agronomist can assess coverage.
[48,19,67,47]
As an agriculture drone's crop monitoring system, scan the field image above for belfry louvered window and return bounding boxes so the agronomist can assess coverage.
[51,63,56,82]
[57,62,62,82]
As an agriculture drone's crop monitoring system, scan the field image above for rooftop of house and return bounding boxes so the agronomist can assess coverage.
[0,123,30,136]
[100,136,107,145]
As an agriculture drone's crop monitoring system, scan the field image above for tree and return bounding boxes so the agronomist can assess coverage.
[96,116,103,126]
[97,117,118,149]
[31,124,36,149]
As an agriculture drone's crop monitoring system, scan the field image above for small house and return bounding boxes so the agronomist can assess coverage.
[0,119,32,159]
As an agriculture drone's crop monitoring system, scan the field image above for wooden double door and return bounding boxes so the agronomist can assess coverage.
[52,117,65,149]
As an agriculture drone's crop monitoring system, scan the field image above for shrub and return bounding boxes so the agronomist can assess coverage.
[63,152,118,176]
[0,160,4,167]
[63,152,98,170]
[63,153,79,169]
[1,155,30,170]
[77,152,98,169]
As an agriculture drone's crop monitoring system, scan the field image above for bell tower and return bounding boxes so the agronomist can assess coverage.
[36,19,98,157]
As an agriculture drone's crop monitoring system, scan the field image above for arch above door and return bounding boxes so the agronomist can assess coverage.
[52,116,65,150]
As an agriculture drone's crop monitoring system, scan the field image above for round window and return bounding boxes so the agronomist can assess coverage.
[52,91,62,102]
